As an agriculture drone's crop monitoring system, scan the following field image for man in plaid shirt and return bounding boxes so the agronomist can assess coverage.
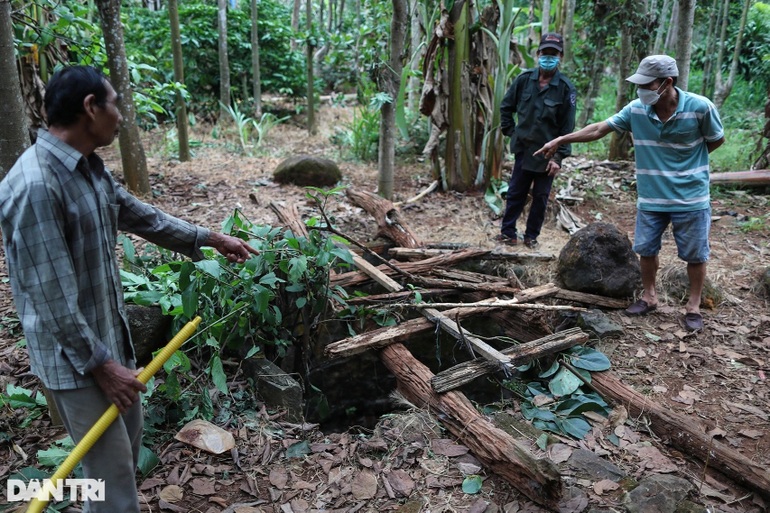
[0,66,257,512]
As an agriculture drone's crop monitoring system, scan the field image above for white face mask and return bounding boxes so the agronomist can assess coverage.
[637,81,666,106]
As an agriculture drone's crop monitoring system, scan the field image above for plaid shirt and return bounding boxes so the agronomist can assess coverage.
[0,129,210,390]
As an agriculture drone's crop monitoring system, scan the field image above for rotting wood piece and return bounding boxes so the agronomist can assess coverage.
[388,247,554,261]
[325,284,562,358]
[346,188,423,248]
[591,371,770,499]
[710,169,770,185]
[330,247,490,288]
[431,328,589,392]
[553,289,628,309]
[382,343,562,508]
[269,201,309,238]
[325,305,488,358]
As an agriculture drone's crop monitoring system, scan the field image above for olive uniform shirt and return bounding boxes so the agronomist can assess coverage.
[500,68,577,172]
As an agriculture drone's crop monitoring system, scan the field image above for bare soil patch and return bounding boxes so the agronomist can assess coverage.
[1,106,769,513]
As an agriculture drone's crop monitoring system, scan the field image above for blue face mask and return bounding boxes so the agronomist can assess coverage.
[538,55,560,71]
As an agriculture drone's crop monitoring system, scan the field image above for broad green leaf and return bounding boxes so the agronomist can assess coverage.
[556,417,592,439]
[520,402,557,421]
[181,283,199,319]
[538,360,560,378]
[568,346,611,371]
[548,368,582,396]
[163,350,191,374]
[37,445,70,468]
[210,356,228,394]
[536,433,549,451]
[195,260,222,278]
[245,345,261,358]
[137,445,160,477]
[461,474,483,494]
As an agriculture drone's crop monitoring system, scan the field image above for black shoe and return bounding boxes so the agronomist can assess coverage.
[523,238,538,248]
[494,234,518,246]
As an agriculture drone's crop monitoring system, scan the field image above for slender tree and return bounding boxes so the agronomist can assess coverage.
[0,0,29,179]
[542,0,551,32]
[305,0,317,134]
[168,0,190,162]
[700,0,720,96]
[674,0,695,90]
[291,0,301,51]
[251,0,262,117]
[407,0,423,111]
[561,0,576,67]
[96,0,150,195]
[713,0,751,108]
[218,0,231,121]
[377,0,407,199]
[653,0,671,53]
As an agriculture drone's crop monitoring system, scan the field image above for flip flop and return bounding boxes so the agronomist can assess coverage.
[684,312,704,332]
[625,299,657,316]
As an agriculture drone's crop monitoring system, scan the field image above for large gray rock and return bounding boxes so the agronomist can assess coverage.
[242,357,304,422]
[558,223,640,298]
[126,305,173,365]
[568,449,626,482]
[623,474,695,513]
[273,155,342,187]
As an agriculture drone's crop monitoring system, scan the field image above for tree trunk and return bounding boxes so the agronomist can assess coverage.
[752,85,770,170]
[713,0,751,108]
[674,0,695,91]
[664,0,678,53]
[0,0,30,179]
[700,0,720,96]
[407,0,423,112]
[305,0,317,134]
[378,0,407,199]
[652,0,670,53]
[609,6,633,160]
[251,0,262,117]
[96,0,150,195]
[217,0,231,121]
[445,0,475,191]
[168,0,190,162]
[561,0,577,66]
[541,0,551,32]
[291,0,301,51]
[712,0,730,100]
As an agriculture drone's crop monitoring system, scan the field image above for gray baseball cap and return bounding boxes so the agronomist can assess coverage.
[626,55,679,84]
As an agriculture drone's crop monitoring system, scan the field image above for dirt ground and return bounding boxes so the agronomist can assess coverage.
[1,105,769,513]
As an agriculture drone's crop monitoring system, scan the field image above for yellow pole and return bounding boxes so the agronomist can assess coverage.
[26,316,202,513]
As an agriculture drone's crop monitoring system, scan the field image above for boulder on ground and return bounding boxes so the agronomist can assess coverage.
[557,223,640,299]
[273,155,342,187]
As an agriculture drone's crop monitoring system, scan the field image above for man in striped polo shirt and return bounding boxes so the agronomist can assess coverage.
[535,55,724,332]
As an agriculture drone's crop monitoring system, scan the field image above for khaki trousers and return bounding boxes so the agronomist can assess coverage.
[51,385,143,513]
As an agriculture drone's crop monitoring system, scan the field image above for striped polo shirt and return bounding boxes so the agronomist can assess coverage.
[606,87,724,212]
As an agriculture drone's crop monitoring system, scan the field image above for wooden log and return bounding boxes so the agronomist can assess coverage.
[388,247,554,261]
[269,201,309,237]
[346,288,455,305]
[325,283,561,358]
[591,371,770,499]
[325,306,489,358]
[331,248,491,288]
[553,289,629,309]
[431,328,589,392]
[710,170,770,185]
[346,188,423,248]
[381,343,562,508]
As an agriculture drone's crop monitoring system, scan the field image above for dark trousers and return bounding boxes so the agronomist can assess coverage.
[500,153,555,241]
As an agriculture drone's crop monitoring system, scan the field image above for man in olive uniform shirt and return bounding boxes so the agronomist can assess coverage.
[497,33,577,248]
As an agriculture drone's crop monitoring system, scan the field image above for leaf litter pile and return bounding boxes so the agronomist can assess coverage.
[1,109,769,513]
